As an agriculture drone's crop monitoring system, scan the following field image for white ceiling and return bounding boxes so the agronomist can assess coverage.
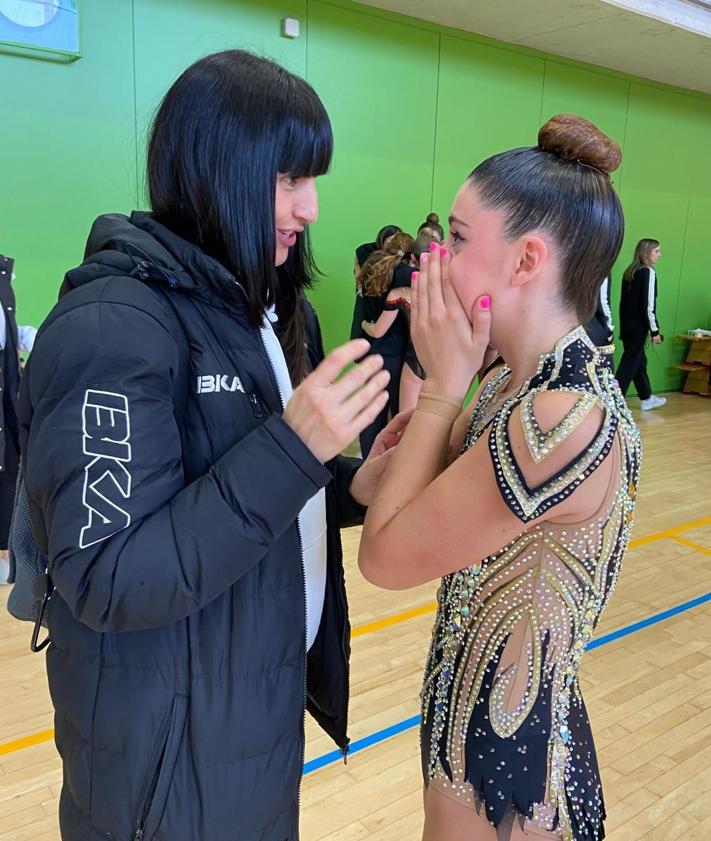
[357,0,711,96]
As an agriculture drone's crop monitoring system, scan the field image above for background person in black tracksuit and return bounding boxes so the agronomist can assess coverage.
[585,276,615,368]
[357,232,415,456]
[361,231,438,414]
[354,224,402,282]
[17,51,407,841]
[350,223,401,343]
[0,255,36,585]
[617,238,667,410]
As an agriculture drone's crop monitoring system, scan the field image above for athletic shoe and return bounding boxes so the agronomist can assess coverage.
[640,395,667,411]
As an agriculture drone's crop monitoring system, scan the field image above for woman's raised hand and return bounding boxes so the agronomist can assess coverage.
[284,339,390,462]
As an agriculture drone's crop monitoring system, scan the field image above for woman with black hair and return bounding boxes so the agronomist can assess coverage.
[358,232,415,455]
[354,223,402,279]
[18,50,398,841]
[360,115,641,840]
[350,223,402,344]
[361,231,435,414]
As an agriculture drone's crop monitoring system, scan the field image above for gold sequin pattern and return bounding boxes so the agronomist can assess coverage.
[421,328,642,840]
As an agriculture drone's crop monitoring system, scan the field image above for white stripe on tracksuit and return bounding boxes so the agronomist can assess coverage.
[646,268,659,334]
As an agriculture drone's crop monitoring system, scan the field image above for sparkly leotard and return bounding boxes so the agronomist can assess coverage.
[420,327,642,840]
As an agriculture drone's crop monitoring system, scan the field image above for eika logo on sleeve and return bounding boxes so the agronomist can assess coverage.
[196,374,245,394]
[80,390,132,549]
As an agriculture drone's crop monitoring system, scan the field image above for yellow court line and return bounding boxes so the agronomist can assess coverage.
[0,727,54,756]
[629,516,711,548]
[1,515,709,760]
[669,535,711,557]
[349,515,711,639]
[351,602,438,638]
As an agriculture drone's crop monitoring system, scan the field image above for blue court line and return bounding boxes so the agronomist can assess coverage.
[304,715,421,774]
[586,591,711,650]
[303,590,711,776]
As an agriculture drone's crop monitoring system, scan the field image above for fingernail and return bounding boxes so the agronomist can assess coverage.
[430,242,438,252]
[479,295,491,310]
[420,253,429,264]
[440,246,448,257]
[412,271,419,281]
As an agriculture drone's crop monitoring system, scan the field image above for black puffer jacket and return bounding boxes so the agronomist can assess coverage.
[18,212,361,841]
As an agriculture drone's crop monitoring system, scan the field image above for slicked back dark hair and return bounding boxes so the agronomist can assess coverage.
[469,115,624,321]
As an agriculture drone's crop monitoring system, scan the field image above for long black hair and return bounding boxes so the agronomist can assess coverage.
[147,50,333,382]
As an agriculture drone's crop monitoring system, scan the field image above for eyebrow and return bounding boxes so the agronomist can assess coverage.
[448,214,470,228]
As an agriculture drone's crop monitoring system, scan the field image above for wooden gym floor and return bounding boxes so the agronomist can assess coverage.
[1,392,709,840]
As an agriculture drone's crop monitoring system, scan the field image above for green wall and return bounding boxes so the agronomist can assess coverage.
[2,0,710,392]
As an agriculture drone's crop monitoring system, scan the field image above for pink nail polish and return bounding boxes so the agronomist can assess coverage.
[412,271,419,281]
[420,253,429,264]
[480,295,491,310]
[430,242,437,253]
[440,246,448,257]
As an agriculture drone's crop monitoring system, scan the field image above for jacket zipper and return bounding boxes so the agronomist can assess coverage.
[313,315,351,762]
[294,517,308,841]
[337,527,351,765]
[256,325,308,841]
[133,708,173,841]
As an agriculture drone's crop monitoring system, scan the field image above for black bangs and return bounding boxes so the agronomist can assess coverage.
[277,76,333,178]
[147,49,332,384]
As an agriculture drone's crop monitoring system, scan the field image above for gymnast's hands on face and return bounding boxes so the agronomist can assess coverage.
[410,242,492,400]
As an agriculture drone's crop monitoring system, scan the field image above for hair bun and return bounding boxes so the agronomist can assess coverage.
[538,114,621,175]
[426,212,440,225]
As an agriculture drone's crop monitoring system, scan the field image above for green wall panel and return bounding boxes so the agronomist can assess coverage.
[3,0,710,394]
[432,36,545,224]
[305,1,439,351]
[134,0,307,201]
[617,84,699,391]
[540,62,630,143]
[0,1,136,327]
[674,99,711,342]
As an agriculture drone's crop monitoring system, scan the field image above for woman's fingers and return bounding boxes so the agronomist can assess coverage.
[426,243,446,318]
[369,408,416,457]
[284,342,390,463]
[415,252,429,325]
[440,248,460,313]
[384,408,415,437]
[341,368,391,425]
[347,390,391,439]
[309,339,371,388]
[330,352,385,401]
[470,295,492,346]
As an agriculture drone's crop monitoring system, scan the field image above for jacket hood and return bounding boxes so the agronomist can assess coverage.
[61,212,238,306]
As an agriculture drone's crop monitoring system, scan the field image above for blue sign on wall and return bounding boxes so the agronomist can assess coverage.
[0,0,80,56]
